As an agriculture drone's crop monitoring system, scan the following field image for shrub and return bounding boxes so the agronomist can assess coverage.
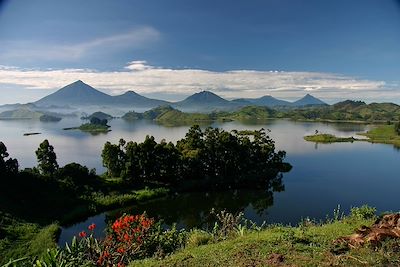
[350,205,376,220]
[187,230,212,247]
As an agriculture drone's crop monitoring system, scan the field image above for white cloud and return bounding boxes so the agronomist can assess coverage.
[125,60,153,71]
[0,27,161,61]
[0,62,397,103]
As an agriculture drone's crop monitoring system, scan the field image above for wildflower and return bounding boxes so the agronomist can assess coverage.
[117,262,125,267]
[88,223,96,231]
[117,247,125,253]
[78,231,87,238]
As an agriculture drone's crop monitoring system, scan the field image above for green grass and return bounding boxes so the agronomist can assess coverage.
[304,125,400,148]
[359,124,400,147]
[130,217,400,267]
[0,213,60,265]
[304,134,358,143]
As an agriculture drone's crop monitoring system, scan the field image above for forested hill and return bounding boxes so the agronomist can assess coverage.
[285,100,400,122]
[121,101,400,125]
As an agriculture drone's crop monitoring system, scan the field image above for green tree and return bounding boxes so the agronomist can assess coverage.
[102,139,126,177]
[0,141,19,175]
[35,139,58,176]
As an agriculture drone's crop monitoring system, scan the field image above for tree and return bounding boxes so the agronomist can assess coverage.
[0,141,19,176]
[35,139,59,176]
[101,139,126,177]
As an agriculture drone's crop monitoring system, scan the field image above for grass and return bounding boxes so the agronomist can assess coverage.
[130,216,400,267]
[304,125,400,148]
[0,213,60,265]
[359,124,400,147]
[304,134,358,143]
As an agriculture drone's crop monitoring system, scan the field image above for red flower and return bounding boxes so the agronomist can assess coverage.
[117,247,125,253]
[117,262,125,267]
[88,223,96,231]
[78,231,87,238]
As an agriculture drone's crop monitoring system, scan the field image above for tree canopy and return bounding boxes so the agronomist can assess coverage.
[35,139,59,176]
[101,125,291,189]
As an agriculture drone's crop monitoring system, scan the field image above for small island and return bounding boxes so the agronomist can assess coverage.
[64,117,111,133]
[304,123,400,147]
[304,133,358,143]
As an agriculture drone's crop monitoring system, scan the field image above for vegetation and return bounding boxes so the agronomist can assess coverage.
[0,108,43,120]
[122,111,143,121]
[101,125,291,189]
[121,101,400,125]
[82,111,113,121]
[130,214,399,267]
[35,139,59,176]
[284,100,400,122]
[1,125,291,264]
[79,117,111,133]
[39,114,62,122]
[359,124,400,147]
[0,140,169,264]
[5,207,400,267]
[304,134,358,143]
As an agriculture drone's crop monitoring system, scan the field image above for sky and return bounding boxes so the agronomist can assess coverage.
[0,0,400,104]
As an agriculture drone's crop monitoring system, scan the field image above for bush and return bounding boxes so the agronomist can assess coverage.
[187,230,212,247]
[350,205,376,220]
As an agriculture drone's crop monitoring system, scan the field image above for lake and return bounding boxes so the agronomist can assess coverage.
[1,118,399,245]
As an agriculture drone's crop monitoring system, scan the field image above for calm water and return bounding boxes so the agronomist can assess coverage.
[1,118,399,245]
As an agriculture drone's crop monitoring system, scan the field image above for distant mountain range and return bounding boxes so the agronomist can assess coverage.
[29,80,327,111]
[35,80,168,108]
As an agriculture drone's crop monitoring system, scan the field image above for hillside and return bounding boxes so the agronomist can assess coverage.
[174,91,234,111]
[292,94,327,106]
[0,108,43,119]
[286,100,400,122]
[84,111,113,120]
[224,106,279,120]
[112,91,170,107]
[35,80,112,106]
[233,95,291,107]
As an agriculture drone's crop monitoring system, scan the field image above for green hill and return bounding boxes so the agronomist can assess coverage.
[285,101,400,122]
[0,108,43,119]
[122,111,143,121]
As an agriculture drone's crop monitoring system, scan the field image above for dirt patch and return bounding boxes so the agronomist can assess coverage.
[267,253,285,265]
[334,214,400,249]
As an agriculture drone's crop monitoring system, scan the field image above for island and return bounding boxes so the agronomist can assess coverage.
[304,123,400,147]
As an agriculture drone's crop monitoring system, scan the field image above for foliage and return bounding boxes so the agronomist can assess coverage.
[395,122,400,135]
[102,139,126,177]
[350,205,376,220]
[27,214,186,267]
[0,142,18,176]
[89,117,108,126]
[130,212,390,267]
[187,230,212,247]
[103,125,291,189]
[35,140,59,176]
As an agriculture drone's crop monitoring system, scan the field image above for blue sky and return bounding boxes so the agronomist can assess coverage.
[0,0,400,104]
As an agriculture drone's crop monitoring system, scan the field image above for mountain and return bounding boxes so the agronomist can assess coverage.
[112,91,169,107]
[174,91,234,111]
[35,80,112,106]
[35,80,170,108]
[232,95,291,107]
[292,94,327,106]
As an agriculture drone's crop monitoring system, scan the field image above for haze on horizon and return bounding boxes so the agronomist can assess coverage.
[0,0,400,105]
